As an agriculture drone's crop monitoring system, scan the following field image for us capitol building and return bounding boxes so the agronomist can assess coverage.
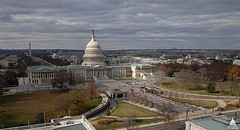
[27,30,126,84]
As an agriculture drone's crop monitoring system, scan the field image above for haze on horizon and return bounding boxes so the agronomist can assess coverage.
[0,0,240,50]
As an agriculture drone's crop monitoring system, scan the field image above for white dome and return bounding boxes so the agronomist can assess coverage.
[86,38,101,48]
[82,30,105,67]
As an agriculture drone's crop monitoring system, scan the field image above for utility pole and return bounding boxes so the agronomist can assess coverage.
[186,109,189,119]
[44,113,46,123]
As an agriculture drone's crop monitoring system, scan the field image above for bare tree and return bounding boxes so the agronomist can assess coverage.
[68,71,76,87]
[86,79,99,100]
[175,91,178,99]
[181,92,185,99]
[168,91,173,99]
[124,115,138,130]
[217,81,228,93]
[231,80,240,111]
[51,72,68,90]
[52,71,78,90]
[197,67,207,82]
[138,95,144,104]
[143,95,148,106]
[156,102,179,130]
[175,69,196,90]
[128,91,135,102]
[154,70,166,83]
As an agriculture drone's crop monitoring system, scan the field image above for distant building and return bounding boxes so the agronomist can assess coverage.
[122,63,155,78]
[51,116,95,130]
[0,55,19,67]
[233,60,240,66]
[185,116,239,130]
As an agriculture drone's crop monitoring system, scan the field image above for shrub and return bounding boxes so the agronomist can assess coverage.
[105,108,110,116]
[195,84,205,90]
[206,81,216,93]
[35,113,45,124]
[97,119,119,126]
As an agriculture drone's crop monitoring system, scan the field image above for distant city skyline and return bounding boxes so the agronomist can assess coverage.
[0,0,240,50]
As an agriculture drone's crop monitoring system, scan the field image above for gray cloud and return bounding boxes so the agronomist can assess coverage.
[0,0,240,50]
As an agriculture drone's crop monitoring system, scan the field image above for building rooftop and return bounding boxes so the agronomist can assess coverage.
[122,63,153,66]
[53,123,87,130]
[191,116,239,130]
[66,64,81,68]
[30,65,56,70]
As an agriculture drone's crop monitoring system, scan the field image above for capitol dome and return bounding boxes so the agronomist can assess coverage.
[82,30,105,66]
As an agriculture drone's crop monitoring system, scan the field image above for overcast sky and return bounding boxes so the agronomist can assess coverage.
[0,0,240,50]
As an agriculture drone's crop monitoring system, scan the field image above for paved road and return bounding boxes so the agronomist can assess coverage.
[96,79,194,114]
[137,119,187,130]
[117,110,240,130]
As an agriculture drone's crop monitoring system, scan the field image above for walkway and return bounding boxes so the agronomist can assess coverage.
[180,97,227,109]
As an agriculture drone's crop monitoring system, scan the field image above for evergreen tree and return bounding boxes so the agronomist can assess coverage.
[206,81,216,93]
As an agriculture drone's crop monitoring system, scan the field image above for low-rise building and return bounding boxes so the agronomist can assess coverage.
[185,116,239,130]
[0,55,19,67]
[122,63,155,78]
[233,60,240,66]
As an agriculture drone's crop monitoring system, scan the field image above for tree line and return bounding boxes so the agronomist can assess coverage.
[53,79,99,116]
[156,62,240,96]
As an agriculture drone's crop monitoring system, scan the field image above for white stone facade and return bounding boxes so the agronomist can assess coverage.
[27,30,126,84]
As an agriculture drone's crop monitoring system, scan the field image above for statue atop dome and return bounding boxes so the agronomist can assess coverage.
[91,29,96,41]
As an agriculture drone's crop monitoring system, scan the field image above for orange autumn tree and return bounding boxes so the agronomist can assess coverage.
[54,93,72,116]
[69,89,90,115]
[224,65,240,80]
[86,79,99,100]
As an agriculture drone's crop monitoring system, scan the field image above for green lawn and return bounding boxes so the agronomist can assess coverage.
[0,90,101,128]
[158,82,233,96]
[110,101,159,117]
[93,117,160,130]
[173,98,218,109]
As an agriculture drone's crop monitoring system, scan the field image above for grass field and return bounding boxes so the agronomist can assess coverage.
[110,101,159,117]
[173,98,218,109]
[92,117,160,130]
[0,90,101,128]
[158,82,233,96]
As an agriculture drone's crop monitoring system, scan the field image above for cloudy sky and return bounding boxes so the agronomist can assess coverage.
[0,0,240,50]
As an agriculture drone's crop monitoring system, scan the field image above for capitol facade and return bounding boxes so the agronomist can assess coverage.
[27,30,126,84]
